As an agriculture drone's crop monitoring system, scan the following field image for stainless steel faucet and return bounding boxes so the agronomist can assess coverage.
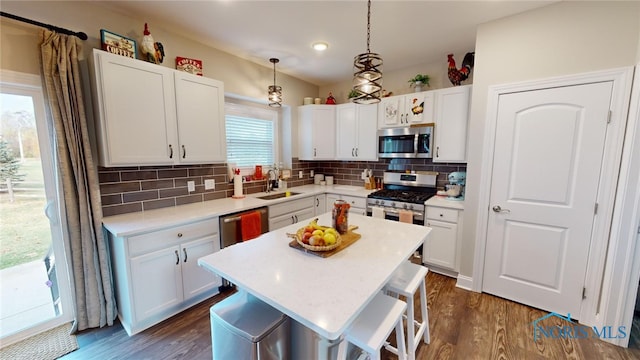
[266,169,276,193]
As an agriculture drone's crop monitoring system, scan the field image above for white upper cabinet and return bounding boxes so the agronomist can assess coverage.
[378,91,434,128]
[91,49,225,167]
[432,85,471,163]
[298,105,336,160]
[336,103,377,161]
[92,49,176,166]
[174,72,225,163]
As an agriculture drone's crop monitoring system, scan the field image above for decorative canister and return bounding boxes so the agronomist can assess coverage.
[332,200,350,234]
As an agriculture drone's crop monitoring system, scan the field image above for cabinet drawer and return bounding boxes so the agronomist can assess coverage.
[426,207,458,223]
[268,196,315,218]
[128,218,218,257]
[326,194,366,209]
[340,195,366,209]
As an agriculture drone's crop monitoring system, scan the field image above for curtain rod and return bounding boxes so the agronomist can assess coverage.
[1,11,88,40]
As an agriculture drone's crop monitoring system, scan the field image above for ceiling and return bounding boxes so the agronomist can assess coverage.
[99,1,557,86]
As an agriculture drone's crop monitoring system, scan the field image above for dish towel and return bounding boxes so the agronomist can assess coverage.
[240,211,262,241]
[372,207,385,219]
[398,209,414,224]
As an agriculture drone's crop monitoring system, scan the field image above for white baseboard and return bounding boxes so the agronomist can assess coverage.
[456,274,474,291]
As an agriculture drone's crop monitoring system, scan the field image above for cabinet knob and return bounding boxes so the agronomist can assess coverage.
[439,213,443,217]
[177,233,183,238]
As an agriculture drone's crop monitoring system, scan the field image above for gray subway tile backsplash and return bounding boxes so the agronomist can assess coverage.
[98,158,466,216]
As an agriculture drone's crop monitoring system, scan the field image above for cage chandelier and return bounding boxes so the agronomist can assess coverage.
[268,58,282,107]
[352,0,382,104]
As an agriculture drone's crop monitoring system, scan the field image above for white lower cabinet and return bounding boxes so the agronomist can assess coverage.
[108,217,221,335]
[325,194,367,216]
[314,194,327,215]
[423,203,463,275]
[268,196,316,230]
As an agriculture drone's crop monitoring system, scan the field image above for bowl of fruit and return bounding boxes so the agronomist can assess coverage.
[295,218,342,251]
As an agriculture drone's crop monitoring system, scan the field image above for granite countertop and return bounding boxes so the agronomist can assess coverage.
[102,184,376,237]
[198,212,430,340]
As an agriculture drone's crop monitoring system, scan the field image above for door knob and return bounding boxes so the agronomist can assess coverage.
[492,205,510,213]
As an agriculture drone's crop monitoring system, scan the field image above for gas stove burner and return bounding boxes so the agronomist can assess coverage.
[368,189,436,204]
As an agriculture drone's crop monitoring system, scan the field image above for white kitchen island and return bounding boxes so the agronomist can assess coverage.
[198,212,431,359]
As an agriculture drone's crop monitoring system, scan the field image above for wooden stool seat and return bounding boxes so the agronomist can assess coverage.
[384,261,430,360]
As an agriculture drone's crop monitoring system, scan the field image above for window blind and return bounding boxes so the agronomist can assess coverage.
[225,104,276,167]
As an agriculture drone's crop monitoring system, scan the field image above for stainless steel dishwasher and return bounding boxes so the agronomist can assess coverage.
[219,207,269,248]
[218,207,269,289]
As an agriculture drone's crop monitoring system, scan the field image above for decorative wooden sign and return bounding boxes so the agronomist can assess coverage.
[100,29,136,59]
[176,56,203,76]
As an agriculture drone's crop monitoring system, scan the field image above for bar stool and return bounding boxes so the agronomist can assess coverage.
[337,292,407,360]
[384,261,430,360]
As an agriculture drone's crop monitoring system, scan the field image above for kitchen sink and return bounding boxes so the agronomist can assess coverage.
[256,192,301,200]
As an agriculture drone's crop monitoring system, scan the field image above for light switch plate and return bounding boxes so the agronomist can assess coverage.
[204,179,215,190]
[299,171,304,179]
[310,170,315,178]
[187,181,195,192]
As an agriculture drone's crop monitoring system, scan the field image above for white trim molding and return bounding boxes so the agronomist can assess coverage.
[471,67,634,330]
[599,64,640,347]
[456,275,473,291]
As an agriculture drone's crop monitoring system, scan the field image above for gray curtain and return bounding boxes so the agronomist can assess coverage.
[39,30,116,332]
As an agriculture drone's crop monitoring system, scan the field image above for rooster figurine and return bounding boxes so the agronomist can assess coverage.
[447,52,475,86]
[141,23,164,64]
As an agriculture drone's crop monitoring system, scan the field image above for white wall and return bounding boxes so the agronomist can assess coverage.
[463,1,640,277]
[319,52,474,104]
[0,1,319,159]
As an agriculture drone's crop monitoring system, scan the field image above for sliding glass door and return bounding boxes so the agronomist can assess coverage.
[0,70,73,344]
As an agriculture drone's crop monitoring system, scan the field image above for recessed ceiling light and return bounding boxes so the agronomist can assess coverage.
[312,42,328,51]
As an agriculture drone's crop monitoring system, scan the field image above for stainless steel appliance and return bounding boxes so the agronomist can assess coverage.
[219,207,269,249]
[377,125,433,158]
[219,207,269,289]
[366,172,438,225]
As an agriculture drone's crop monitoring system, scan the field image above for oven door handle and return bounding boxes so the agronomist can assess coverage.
[369,207,423,217]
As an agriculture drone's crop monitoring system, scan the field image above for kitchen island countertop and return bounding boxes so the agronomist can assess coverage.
[198,212,431,341]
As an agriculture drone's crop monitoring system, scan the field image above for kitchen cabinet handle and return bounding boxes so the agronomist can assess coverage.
[436,146,439,158]
[352,148,355,157]
[175,250,179,265]
[183,248,188,263]
[294,215,298,223]
[182,145,186,159]
[400,114,404,124]
[291,215,295,224]
[314,148,317,157]
[316,198,319,207]
[355,148,358,157]
[169,144,173,159]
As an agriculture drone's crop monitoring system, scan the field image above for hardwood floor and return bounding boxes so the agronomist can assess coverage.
[60,272,640,360]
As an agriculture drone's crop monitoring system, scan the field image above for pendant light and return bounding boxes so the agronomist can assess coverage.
[352,0,382,104]
[268,58,282,107]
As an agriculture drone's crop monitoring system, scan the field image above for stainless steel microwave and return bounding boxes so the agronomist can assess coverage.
[377,125,433,158]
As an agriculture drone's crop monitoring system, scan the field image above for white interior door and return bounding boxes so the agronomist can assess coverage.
[483,81,613,318]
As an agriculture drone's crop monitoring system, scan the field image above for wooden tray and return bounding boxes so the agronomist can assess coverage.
[288,226,361,258]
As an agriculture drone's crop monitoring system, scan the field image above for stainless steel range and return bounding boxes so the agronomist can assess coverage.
[366,171,438,225]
